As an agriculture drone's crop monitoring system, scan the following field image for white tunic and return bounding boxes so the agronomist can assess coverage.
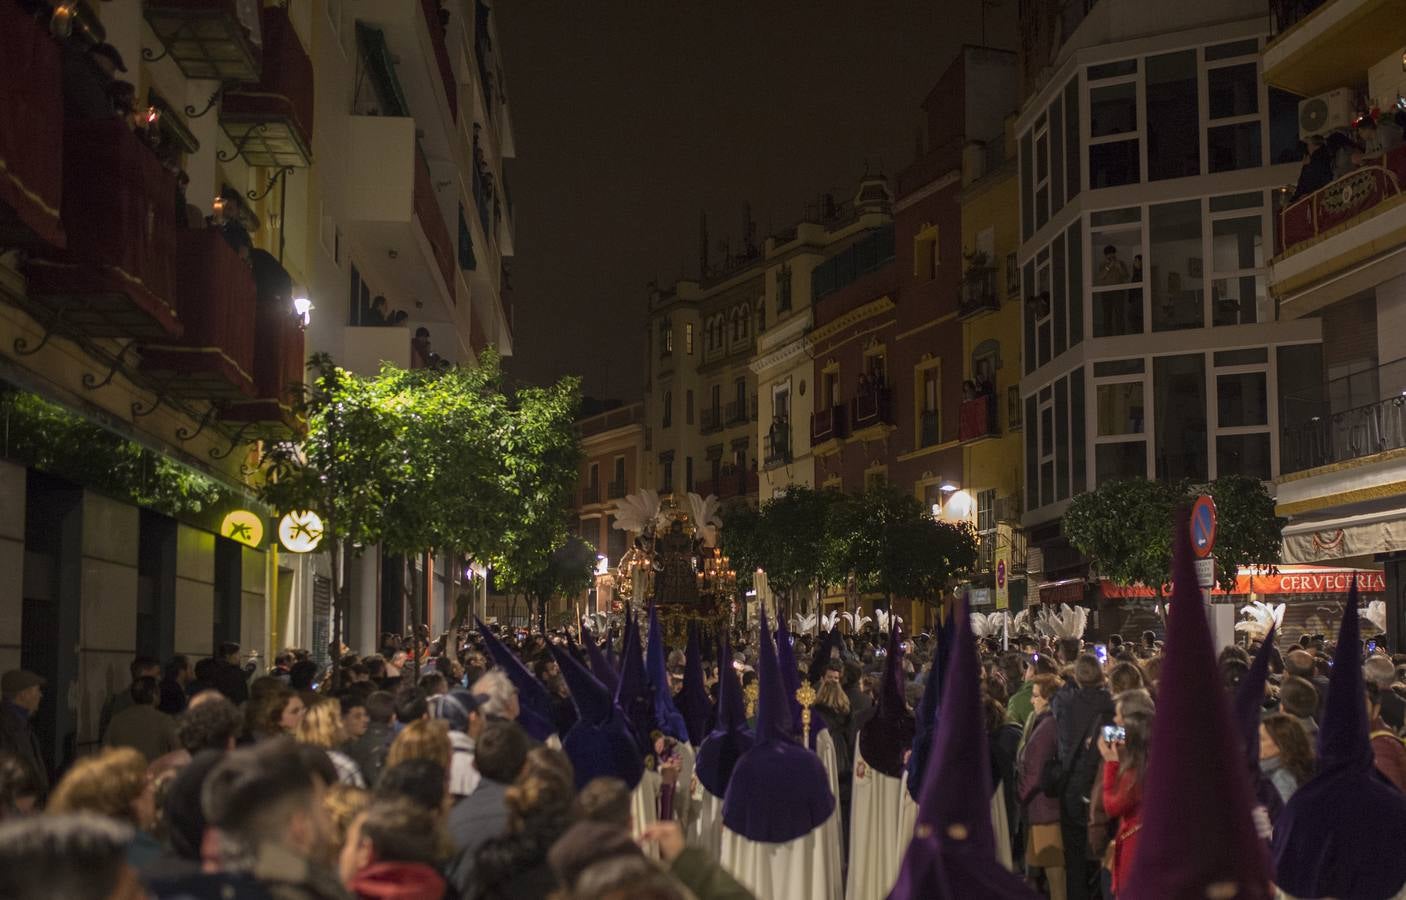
[691,785,725,859]
[845,742,906,900]
[720,812,843,900]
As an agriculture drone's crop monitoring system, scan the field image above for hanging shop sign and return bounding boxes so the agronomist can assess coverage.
[278,510,324,553]
[220,509,264,548]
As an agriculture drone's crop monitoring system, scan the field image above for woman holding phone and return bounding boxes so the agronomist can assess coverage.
[1098,695,1154,898]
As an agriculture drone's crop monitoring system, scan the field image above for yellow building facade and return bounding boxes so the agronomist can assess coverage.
[958,121,1028,610]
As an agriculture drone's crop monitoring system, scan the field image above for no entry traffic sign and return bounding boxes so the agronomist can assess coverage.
[1191,495,1217,559]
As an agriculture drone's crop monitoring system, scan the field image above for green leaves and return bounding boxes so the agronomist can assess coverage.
[257,351,582,581]
[1063,475,1285,592]
[720,483,976,607]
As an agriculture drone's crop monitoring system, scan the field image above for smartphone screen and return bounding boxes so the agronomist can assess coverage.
[1094,644,1108,665]
[1368,640,1379,654]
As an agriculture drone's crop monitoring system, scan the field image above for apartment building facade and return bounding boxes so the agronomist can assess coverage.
[0,0,512,775]
[1014,0,1322,620]
[1261,0,1406,647]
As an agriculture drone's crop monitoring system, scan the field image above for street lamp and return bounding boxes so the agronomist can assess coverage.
[292,292,313,329]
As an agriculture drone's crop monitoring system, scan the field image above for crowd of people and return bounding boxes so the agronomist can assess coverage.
[1,518,1405,898]
[1289,104,1406,203]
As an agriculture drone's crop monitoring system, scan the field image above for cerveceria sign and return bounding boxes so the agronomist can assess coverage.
[1102,568,1386,598]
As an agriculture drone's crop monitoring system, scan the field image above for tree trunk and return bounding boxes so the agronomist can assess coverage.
[406,556,422,685]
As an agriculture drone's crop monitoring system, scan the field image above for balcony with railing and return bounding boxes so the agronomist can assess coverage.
[726,396,755,426]
[812,404,849,445]
[1281,357,1406,473]
[958,266,1000,319]
[959,397,1000,442]
[1276,145,1406,260]
[143,0,263,82]
[222,252,304,433]
[420,0,458,119]
[607,479,626,500]
[919,409,940,447]
[852,382,894,431]
[700,407,723,435]
[764,424,792,469]
[137,228,258,401]
[0,2,65,251]
[219,4,315,169]
[581,484,601,506]
[25,118,182,340]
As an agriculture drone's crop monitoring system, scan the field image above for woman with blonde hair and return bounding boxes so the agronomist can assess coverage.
[296,699,366,786]
[48,746,160,868]
[322,783,370,866]
[386,718,452,772]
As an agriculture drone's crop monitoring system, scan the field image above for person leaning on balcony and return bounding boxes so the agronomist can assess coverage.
[61,41,126,121]
[1290,136,1333,202]
[367,295,409,327]
[1327,130,1363,180]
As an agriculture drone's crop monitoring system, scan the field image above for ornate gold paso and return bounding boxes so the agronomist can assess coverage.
[795,681,816,747]
[744,682,760,719]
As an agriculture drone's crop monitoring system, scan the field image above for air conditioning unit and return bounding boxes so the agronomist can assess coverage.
[1298,88,1356,140]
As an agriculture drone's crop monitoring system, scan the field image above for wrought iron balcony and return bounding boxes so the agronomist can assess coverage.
[959,397,999,442]
[138,228,258,401]
[764,429,792,469]
[1282,392,1406,473]
[0,2,65,251]
[607,479,626,500]
[220,5,314,168]
[919,409,940,447]
[582,484,601,505]
[700,407,723,434]
[958,266,1000,319]
[725,397,753,425]
[221,250,304,435]
[812,403,848,444]
[25,118,182,340]
[143,0,263,82]
[852,384,894,430]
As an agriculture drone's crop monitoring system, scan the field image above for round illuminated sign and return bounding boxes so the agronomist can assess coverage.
[220,510,264,548]
[278,510,324,553]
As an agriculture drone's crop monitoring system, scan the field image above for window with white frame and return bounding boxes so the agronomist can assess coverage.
[1204,40,1263,173]
[1087,59,1140,188]
[1092,358,1148,486]
[1209,192,1268,326]
[1033,112,1051,230]
[1090,207,1145,337]
[976,488,997,574]
[1213,347,1272,480]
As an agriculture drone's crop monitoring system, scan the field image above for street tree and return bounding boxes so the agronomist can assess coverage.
[1063,475,1284,592]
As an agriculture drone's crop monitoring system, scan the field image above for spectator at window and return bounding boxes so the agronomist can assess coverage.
[1327,130,1363,180]
[62,41,126,121]
[1095,245,1130,286]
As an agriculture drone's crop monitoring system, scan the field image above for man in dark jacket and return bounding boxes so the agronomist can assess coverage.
[448,719,529,894]
[210,642,250,705]
[1290,135,1334,201]
[1050,654,1114,900]
[0,670,48,799]
[99,655,160,742]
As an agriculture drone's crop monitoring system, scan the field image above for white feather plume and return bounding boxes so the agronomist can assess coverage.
[820,611,839,633]
[971,611,1010,639]
[874,609,903,634]
[687,492,723,546]
[1361,600,1387,634]
[1010,608,1035,637]
[1234,601,1285,640]
[841,608,872,632]
[612,490,665,534]
[791,612,819,634]
[1039,603,1088,640]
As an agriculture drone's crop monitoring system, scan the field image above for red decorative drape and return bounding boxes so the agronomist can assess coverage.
[141,228,258,396]
[421,0,458,120]
[415,150,455,294]
[28,118,181,338]
[0,1,65,248]
[221,4,314,149]
[1279,145,1406,253]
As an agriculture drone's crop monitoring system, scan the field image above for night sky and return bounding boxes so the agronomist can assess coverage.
[495,1,1017,399]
